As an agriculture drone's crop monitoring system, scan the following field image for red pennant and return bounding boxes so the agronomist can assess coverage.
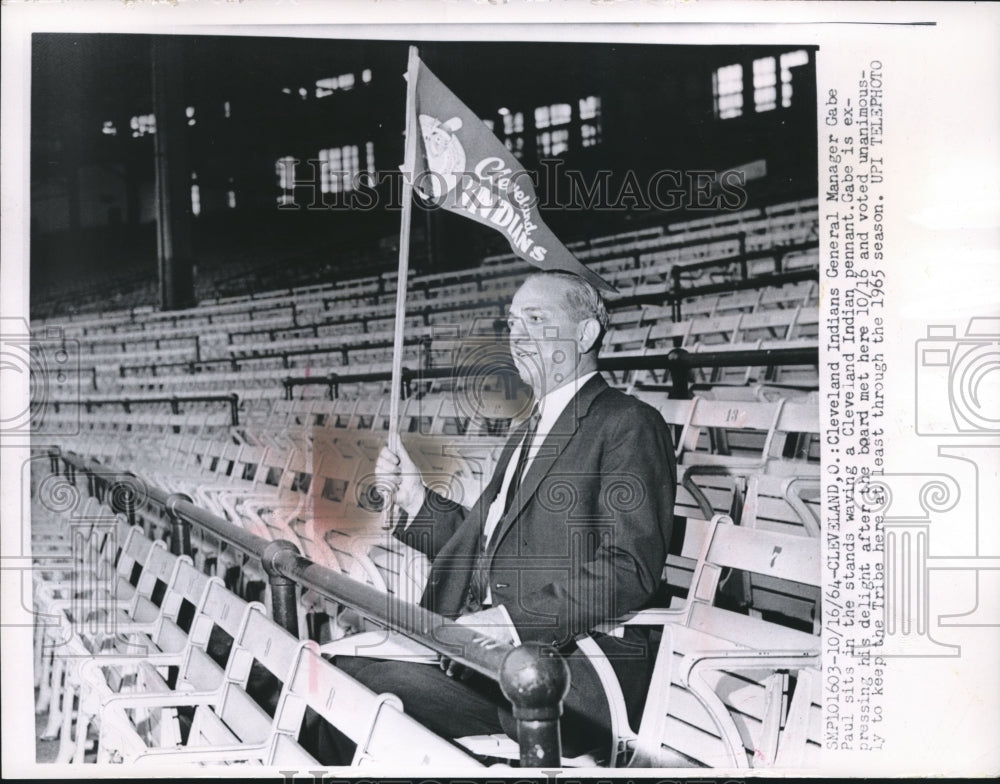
[411,57,616,294]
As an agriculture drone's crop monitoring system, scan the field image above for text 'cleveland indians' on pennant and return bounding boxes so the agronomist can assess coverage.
[409,56,615,294]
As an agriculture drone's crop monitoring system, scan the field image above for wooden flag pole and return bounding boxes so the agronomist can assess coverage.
[382,45,420,523]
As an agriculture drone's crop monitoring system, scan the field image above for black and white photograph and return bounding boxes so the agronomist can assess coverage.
[1,1,997,780]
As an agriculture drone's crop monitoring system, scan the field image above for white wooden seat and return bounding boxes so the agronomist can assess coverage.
[36,524,160,666]
[647,318,696,349]
[677,397,788,467]
[93,582,264,762]
[147,442,301,572]
[580,515,821,768]
[66,557,208,762]
[98,609,475,768]
[275,644,485,767]
[35,526,170,756]
[32,506,132,724]
[603,325,651,354]
[606,306,645,330]
[99,607,300,765]
[640,396,820,473]
[758,280,818,310]
[669,459,821,633]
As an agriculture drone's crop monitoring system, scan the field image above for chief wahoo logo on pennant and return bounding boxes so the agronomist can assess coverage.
[417,115,466,201]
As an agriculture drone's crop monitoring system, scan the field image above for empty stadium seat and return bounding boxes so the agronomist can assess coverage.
[580,515,821,768]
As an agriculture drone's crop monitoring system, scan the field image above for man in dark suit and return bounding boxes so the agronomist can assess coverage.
[325,271,676,760]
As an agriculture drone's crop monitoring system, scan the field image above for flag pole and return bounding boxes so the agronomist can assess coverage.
[382,45,420,524]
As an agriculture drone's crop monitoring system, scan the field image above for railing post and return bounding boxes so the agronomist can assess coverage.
[667,347,693,400]
[500,642,569,768]
[670,265,682,323]
[421,335,432,370]
[400,367,413,400]
[86,465,96,499]
[103,471,140,526]
[262,540,301,636]
[165,492,194,557]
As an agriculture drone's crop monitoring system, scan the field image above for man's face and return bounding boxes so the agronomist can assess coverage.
[427,127,451,157]
[507,276,585,398]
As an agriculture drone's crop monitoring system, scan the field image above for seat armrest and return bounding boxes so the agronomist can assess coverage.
[133,741,271,764]
[79,650,185,682]
[679,647,820,687]
[99,687,220,712]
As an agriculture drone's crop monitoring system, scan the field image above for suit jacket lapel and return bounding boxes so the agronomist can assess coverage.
[424,427,525,613]
[487,374,608,553]
[471,421,527,534]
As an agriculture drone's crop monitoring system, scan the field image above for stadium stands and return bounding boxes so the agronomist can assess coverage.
[31,196,821,768]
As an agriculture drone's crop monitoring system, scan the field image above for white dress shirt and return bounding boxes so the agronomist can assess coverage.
[480,371,598,549]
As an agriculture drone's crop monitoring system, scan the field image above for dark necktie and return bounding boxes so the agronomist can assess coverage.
[463,406,540,613]
[501,405,541,518]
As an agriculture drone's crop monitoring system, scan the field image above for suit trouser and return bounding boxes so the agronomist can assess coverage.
[311,635,653,765]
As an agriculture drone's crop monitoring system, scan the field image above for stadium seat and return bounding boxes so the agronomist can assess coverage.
[579,515,821,768]
[68,556,209,762]
[93,581,265,762]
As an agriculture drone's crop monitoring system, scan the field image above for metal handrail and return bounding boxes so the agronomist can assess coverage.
[281,346,819,401]
[52,450,568,766]
[50,393,240,426]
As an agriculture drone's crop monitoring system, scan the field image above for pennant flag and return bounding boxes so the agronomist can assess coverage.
[410,57,616,294]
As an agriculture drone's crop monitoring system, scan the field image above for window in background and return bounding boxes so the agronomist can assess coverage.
[534,102,571,129]
[536,128,570,157]
[780,49,810,108]
[320,145,361,193]
[753,57,778,113]
[190,172,201,216]
[276,155,296,206]
[130,113,156,138]
[579,95,602,148]
[500,108,525,159]
[713,63,744,119]
[316,73,358,98]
